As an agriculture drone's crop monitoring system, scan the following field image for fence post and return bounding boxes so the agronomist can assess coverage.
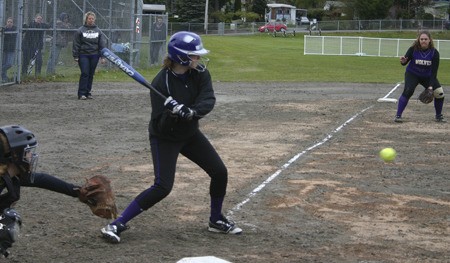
[218,22,224,35]
[17,0,24,83]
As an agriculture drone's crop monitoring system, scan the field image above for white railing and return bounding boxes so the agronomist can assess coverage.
[304,35,450,59]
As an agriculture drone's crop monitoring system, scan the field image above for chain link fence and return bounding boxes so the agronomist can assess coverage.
[0,0,148,85]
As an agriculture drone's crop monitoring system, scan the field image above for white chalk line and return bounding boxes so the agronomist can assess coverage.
[377,81,402,103]
[227,105,374,217]
[383,82,401,99]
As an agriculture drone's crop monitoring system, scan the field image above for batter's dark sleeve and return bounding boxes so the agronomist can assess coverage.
[191,69,216,119]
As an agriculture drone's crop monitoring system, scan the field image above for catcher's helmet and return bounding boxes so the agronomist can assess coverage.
[0,125,38,177]
[167,31,209,70]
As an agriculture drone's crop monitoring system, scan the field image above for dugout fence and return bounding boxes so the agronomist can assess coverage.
[304,35,450,59]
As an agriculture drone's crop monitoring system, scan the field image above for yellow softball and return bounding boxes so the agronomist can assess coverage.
[379,147,397,162]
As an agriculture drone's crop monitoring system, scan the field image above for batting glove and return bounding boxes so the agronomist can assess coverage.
[164,96,179,113]
[176,105,195,120]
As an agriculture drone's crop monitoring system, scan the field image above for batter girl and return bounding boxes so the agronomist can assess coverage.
[101,31,242,243]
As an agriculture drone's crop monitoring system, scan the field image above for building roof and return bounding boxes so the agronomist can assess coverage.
[143,4,165,12]
[267,3,297,9]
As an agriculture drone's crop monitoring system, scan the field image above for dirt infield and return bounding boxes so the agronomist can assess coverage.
[1,81,449,263]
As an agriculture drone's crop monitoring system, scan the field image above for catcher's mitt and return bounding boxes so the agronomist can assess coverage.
[78,175,118,219]
[418,88,434,104]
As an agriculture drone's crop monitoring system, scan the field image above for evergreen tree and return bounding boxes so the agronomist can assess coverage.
[288,0,327,9]
[251,0,268,21]
[234,0,242,12]
[343,0,394,19]
[212,0,229,13]
[175,0,206,22]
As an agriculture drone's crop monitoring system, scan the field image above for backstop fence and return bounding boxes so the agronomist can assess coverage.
[0,0,169,85]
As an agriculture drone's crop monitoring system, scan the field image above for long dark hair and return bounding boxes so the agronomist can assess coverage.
[162,56,175,69]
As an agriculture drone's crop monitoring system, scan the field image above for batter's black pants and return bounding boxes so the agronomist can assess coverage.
[135,131,228,210]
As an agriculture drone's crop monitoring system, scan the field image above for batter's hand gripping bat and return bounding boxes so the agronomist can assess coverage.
[101,48,167,100]
[27,49,39,75]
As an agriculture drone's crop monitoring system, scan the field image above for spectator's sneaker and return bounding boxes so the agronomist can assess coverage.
[79,95,87,100]
[87,95,94,99]
[208,215,242,234]
[101,222,129,243]
[436,114,446,122]
[394,116,403,123]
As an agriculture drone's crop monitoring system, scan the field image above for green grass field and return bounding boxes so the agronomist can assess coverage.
[56,31,450,85]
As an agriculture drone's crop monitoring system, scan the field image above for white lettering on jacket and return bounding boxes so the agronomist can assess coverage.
[83,30,99,39]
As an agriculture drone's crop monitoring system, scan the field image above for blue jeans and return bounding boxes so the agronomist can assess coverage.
[77,54,100,98]
[2,51,15,81]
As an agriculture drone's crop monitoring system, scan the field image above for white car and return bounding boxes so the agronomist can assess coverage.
[297,17,310,25]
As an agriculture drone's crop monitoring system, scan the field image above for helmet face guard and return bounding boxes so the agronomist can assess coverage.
[168,31,210,71]
[23,144,39,175]
[173,53,210,72]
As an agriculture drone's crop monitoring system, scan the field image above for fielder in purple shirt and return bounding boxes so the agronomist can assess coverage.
[395,30,445,123]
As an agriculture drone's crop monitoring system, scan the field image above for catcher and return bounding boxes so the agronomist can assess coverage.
[395,30,445,123]
[0,125,117,257]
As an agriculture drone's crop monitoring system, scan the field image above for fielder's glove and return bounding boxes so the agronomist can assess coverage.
[78,175,118,219]
[418,88,434,104]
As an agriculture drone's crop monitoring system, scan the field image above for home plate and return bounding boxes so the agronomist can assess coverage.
[177,256,232,263]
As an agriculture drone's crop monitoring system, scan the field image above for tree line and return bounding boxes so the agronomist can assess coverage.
[144,0,446,22]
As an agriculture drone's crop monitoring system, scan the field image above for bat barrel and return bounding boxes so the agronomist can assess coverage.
[101,48,167,100]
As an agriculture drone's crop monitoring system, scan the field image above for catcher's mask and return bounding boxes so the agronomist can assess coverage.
[167,31,210,72]
[0,125,39,181]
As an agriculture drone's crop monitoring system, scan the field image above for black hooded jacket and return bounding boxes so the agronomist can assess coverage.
[72,24,105,58]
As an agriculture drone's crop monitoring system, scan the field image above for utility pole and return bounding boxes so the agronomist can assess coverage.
[204,0,209,32]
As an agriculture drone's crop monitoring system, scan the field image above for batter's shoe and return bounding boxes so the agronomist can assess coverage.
[208,215,242,234]
[394,115,403,123]
[436,114,446,122]
[101,222,128,243]
[79,95,87,100]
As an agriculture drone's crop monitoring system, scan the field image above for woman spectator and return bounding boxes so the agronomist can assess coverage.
[72,11,106,100]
